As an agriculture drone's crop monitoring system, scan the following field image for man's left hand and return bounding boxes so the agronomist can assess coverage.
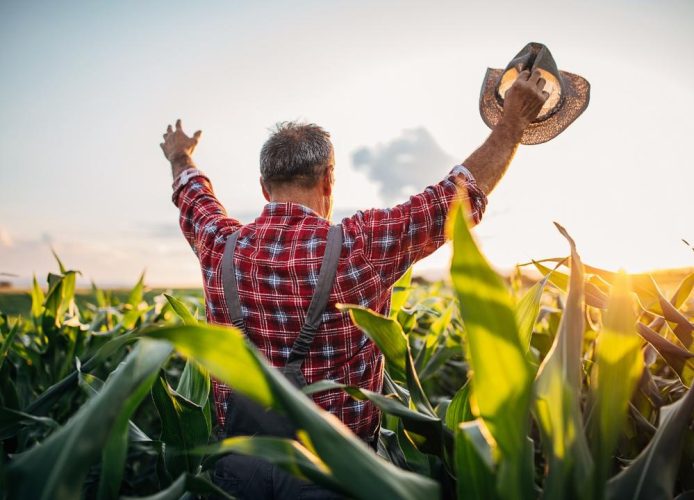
[160,119,202,178]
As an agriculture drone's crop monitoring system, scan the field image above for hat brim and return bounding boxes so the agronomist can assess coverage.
[479,68,590,145]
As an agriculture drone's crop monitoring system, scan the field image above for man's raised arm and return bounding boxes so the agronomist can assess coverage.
[344,70,549,288]
[160,119,241,265]
[463,69,549,194]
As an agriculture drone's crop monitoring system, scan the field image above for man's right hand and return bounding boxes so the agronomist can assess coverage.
[461,69,549,195]
[501,69,550,131]
[161,119,203,180]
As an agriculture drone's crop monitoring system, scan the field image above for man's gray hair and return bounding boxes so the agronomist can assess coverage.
[260,121,333,190]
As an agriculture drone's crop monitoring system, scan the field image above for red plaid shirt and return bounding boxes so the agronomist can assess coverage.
[172,165,486,440]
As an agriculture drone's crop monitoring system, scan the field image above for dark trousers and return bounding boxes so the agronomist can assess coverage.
[212,453,344,500]
[212,393,347,499]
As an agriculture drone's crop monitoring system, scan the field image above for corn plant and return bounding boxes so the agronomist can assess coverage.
[0,203,692,499]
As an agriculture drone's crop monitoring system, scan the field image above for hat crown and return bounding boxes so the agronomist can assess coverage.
[505,42,561,78]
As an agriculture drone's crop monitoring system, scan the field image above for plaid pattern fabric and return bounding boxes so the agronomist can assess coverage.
[172,164,487,440]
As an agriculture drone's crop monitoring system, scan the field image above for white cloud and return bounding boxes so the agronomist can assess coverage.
[352,128,456,203]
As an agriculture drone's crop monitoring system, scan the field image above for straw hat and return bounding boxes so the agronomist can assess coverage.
[479,42,590,145]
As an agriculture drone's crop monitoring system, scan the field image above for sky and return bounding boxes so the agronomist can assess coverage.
[1,0,693,287]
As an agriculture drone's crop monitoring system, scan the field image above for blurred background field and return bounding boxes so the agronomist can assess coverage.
[0,287,203,318]
[1,268,691,319]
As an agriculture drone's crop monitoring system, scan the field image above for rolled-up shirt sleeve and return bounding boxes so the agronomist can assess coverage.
[172,168,242,267]
[345,165,487,289]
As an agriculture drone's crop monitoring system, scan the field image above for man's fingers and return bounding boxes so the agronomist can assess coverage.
[536,77,546,91]
[517,69,531,81]
[160,143,165,151]
[528,69,542,84]
[541,90,550,101]
[176,119,182,131]
[193,130,202,141]
[167,124,173,134]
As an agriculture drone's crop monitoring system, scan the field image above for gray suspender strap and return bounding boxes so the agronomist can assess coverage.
[285,224,342,367]
[221,224,343,372]
[221,230,245,331]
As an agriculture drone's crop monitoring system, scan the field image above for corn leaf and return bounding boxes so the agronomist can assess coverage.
[6,340,172,500]
[445,380,473,430]
[338,304,408,381]
[377,427,411,470]
[0,407,58,440]
[390,266,413,317]
[606,384,694,500]
[524,258,659,303]
[455,419,497,500]
[533,223,592,499]
[670,273,694,310]
[649,277,694,349]
[164,294,211,428]
[195,435,343,494]
[120,472,233,500]
[448,203,534,500]
[127,272,146,308]
[51,248,68,274]
[637,322,694,387]
[415,303,454,376]
[533,261,609,309]
[0,317,20,371]
[305,378,446,455]
[405,349,436,417]
[97,394,139,500]
[164,294,197,326]
[75,364,153,442]
[590,272,643,497]
[304,379,438,425]
[647,273,694,335]
[30,275,45,322]
[141,324,273,407]
[73,365,155,499]
[24,331,139,418]
[151,374,210,477]
[515,271,553,354]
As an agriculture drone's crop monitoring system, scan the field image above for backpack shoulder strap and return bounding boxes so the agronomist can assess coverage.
[221,230,246,332]
[285,224,343,369]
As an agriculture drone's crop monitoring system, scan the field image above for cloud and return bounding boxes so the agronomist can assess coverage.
[352,128,457,203]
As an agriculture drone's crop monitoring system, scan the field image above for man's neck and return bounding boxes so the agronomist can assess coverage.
[269,190,325,218]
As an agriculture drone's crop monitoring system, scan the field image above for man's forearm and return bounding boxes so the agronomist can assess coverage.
[462,118,524,196]
[171,154,196,181]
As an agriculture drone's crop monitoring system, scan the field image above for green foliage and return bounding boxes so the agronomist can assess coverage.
[607,384,694,500]
[590,272,644,497]
[1,223,693,499]
[532,224,591,499]
[449,203,535,500]
[142,324,440,500]
[455,419,496,500]
[5,340,172,500]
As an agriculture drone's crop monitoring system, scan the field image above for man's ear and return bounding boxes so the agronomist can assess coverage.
[321,169,333,196]
[260,177,271,202]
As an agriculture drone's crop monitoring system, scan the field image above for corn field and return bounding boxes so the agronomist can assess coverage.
[1,204,692,500]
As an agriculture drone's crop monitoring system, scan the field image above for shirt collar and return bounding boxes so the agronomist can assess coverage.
[260,201,324,219]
